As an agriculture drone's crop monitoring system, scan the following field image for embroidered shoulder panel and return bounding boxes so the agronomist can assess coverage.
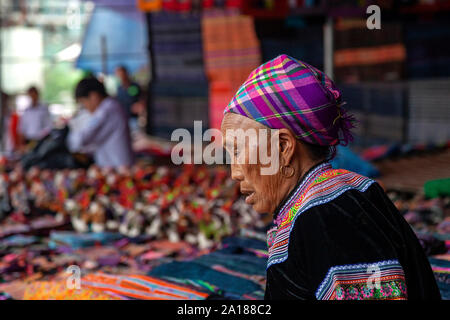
[266,163,374,268]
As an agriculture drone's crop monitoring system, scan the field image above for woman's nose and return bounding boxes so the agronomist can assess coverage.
[230,163,244,182]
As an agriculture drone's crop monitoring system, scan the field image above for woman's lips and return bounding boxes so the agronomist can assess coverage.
[241,188,256,205]
[245,192,255,204]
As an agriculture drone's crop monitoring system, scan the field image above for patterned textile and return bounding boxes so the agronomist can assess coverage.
[429,257,450,300]
[224,54,355,146]
[49,231,122,250]
[334,44,406,67]
[266,162,374,268]
[23,281,118,300]
[202,10,261,87]
[82,273,208,300]
[148,261,262,297]
[211,265,266,288]
[0,292,13,300]
[193,251,267,277]
[148,11,209,138]
[202,9,261,130]
[315,260,407,300]
[150,12,206,82]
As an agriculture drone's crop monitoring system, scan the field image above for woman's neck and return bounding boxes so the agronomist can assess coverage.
[272,158,324,217]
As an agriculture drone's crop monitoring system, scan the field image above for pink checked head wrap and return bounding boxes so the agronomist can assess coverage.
[224,54,356,146]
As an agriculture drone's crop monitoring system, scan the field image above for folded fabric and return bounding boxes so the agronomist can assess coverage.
[148,261,262,297]
[429,258,450,300]
[82,273,208,300]
[140,251,167,261]
[360,144,392,161]
[30,216,66,230]
[23,280,119,300]
[437,219,450,235]
[193,252,266,277]
[0,234,38,247]
[424,178,450,199]
[210,264,265,287]
[220,236,267,251]
[0,224,31,239]
[416,232,447,256]
[216,244,268,258]
[0,292,13,300]
[49,232,123,249]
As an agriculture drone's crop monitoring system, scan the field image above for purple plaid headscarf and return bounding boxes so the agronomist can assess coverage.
[223,54,355,146]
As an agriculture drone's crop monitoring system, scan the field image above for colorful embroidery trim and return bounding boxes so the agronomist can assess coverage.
[315,260,408,300]
[267,162,375,268]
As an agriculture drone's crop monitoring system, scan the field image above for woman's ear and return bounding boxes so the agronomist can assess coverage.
[278,128,297,166]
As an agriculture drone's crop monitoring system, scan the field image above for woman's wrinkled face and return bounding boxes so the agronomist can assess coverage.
[221,113,282,214]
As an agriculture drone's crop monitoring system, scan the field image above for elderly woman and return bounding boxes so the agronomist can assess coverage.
[221,55,440,300]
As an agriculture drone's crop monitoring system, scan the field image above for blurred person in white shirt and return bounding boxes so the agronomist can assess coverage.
[19,86,53,142]
[67,77,134,168]
[67,108,95,155]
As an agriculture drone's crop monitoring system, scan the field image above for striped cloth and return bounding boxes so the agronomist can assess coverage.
[429,257,450,300]
[202,9,261,130]
[202,10,261,87]
[224,54,355,146]
[82,273,209,300]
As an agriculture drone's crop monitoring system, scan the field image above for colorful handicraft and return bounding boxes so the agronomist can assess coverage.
[315,260,407,300]
[0,164,259,250]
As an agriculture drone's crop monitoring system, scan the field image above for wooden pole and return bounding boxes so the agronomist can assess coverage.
[323,16,334,80]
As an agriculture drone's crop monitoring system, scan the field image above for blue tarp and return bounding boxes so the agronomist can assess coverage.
[331,145,380,178]
[76,3,148,74]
